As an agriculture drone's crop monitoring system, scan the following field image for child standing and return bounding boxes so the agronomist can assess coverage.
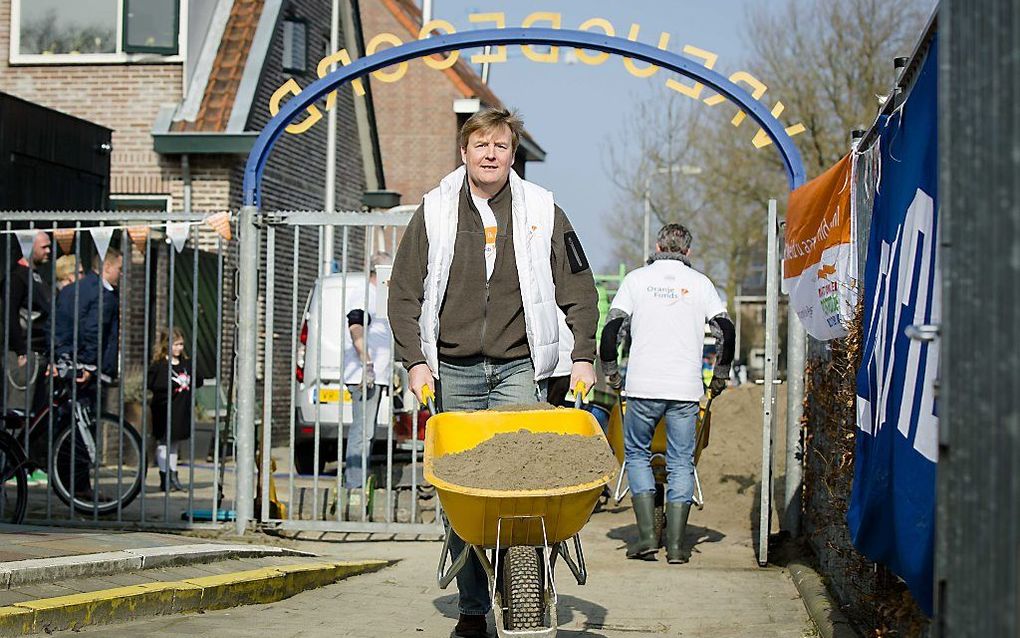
[148,327,201,492]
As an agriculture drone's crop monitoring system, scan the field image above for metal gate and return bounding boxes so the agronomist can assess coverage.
[0,211,234,529]
[254,210,443,536]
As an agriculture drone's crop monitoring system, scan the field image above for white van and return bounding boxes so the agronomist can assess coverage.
[292,271,404,475]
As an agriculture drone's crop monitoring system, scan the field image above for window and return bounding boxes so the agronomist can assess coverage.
[110,194,172,212]
[11,0,182,63]
[281,19,307,73]
[124,0,180,55]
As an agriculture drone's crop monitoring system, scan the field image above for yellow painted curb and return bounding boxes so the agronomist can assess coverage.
[0,608,32,638]
[0,560,391,637]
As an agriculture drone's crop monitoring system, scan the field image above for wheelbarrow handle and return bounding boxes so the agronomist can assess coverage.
[573,381,587,409]
[421,383,438,416]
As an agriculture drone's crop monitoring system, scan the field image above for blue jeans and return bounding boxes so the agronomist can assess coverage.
[624,398,699,504]
[344,384,382,489]
[437,356,544,616]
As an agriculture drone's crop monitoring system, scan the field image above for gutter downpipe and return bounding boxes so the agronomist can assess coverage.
[322,0,340,276]
[182,154,192,214]
[350,0,386,191]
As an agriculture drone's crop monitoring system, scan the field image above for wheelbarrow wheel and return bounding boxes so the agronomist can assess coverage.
[503,546,544,631]
[653,483,666,547]
[653,504,665,548]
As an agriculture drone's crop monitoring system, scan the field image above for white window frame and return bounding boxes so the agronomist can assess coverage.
[9,0,188,66]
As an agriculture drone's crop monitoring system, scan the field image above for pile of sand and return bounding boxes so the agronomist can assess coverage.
[433,429,618,491]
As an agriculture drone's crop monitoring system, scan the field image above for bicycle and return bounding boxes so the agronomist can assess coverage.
[0,360,144,521]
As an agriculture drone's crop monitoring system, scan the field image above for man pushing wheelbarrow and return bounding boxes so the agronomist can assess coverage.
[389,107,599,638]
[599,223,735,564]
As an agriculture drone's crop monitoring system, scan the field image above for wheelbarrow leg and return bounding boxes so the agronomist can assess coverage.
[437,526,472,589]
[692,467,704,511]
[613,460,630,504]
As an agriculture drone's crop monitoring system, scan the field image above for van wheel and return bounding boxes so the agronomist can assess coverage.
[294,442,325,475]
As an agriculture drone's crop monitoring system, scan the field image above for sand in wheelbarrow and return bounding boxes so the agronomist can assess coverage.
[433,429,619,491]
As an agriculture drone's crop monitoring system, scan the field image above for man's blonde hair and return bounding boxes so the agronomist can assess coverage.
[458,107,524,156]
[54,255,79,283]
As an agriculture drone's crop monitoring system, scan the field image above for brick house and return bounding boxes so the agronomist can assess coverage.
[0,0,374,440]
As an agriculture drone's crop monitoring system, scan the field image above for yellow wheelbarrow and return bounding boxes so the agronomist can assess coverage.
[606,394,715,544]
[422,386,616,637]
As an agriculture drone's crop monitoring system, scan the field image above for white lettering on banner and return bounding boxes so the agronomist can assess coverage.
[784,204,841,261]
[862,190,939,462]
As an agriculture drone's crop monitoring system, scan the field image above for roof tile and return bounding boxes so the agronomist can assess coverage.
[174,0,265,132]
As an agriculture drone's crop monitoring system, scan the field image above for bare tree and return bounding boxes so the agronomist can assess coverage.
[604,0,932,307]
[747,0,932,175]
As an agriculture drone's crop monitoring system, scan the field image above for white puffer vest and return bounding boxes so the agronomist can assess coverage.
[419,166,560,381]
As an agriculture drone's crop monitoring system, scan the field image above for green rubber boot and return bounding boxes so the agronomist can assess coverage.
[666,502,692,564]
[627,493,659,559]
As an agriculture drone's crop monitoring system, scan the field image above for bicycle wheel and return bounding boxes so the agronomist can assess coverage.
[0,433,29,524]
[50,413,144,516]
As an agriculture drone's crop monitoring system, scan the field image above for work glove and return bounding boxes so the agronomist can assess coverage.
[363,361,375,386]
[602,360,623,391]
[708,366,729,397]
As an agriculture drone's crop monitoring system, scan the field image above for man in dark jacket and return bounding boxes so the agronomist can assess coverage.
[2,231,52,413]
[55,247,122,389]
[389,107,599,638]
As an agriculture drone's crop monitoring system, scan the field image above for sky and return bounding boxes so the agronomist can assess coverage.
[428,0,760,272]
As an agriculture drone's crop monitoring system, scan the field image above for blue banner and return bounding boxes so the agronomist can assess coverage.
[850,40,939,615]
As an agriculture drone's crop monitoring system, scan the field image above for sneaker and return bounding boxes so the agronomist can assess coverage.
[27,470,47,486]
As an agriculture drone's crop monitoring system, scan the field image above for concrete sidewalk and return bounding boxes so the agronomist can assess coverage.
[0,525,227,563]
[58,502,816,638]
[3,386,821,637]
[0,525,389,636]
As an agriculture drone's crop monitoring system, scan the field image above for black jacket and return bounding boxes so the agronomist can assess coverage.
[55,272,119,377]
[2,262,51,356]
[148,358,202,442]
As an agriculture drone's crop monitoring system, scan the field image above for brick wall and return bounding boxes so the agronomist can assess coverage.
[359,1,461,205]
[0,1,232,208]
[0,0,372,447]
[239,0,368,443]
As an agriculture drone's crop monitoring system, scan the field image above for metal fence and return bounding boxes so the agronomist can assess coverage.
[0,211,235,529]
[253,211,443,536]
[798,65,931,637]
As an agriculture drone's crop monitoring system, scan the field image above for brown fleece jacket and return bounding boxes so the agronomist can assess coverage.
[389,176,598,370]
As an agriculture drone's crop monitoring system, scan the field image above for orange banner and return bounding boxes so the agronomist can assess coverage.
[785,153,852,278]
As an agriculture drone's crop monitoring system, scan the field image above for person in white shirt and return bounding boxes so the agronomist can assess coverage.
[344,252,393,491]
[600,223,734,564]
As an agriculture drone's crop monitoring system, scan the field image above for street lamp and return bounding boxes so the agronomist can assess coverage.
[642,164,703,260]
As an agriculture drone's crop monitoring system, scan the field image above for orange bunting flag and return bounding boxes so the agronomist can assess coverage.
[53,229,75,254]
[204,212,232,241]
[126,226,150,255]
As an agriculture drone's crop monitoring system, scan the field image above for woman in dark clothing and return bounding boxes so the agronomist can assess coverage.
[148,327,201,492]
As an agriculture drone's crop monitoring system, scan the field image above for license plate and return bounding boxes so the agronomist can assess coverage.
[317,388,351,404]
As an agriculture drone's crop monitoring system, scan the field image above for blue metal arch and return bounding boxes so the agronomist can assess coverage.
[243,27,806,207]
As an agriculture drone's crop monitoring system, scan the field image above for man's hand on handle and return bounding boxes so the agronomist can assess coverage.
[708,374,727,397]
[409,363,435,404]
[570,361,596,399]
[601,360,622,391]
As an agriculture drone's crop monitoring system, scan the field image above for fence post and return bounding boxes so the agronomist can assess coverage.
[758,198,780,566]
[784,313,806,536]
[234,205,259,535]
